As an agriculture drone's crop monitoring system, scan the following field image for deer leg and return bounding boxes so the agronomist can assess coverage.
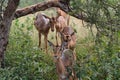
[44,34,48,53]
[73,50,76,61]
[67,15,70,26]
[60,33,63,45]
[56,31,58,45]
[38,32,41,48]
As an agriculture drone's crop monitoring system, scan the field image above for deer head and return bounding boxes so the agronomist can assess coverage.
[48,39,75,64]
[60,26,77,61]
[61,27,74,40]
[42,14,56,32]
[48,40,62,60]
[50,17,57,32]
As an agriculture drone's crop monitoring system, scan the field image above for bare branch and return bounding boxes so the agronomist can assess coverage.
[14,0,90,23]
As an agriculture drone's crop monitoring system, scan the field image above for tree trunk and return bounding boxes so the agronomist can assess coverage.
[0,0,20,68]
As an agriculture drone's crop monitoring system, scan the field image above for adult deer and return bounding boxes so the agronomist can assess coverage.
[61,26,77,61]
[48,40,78,80]
[34,13,55,53]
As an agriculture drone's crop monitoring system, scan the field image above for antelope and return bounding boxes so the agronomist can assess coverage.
[48,40,78,80]
[61,26,77,61]
[53,15,67,45]
[34,13,55,53]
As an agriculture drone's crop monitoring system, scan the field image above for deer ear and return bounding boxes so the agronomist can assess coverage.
[48,40,55,49]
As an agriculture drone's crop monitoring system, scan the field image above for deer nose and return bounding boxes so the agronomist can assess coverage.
[66,35,69,39]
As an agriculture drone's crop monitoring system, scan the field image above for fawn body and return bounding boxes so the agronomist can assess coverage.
[54,16,67,45]
[61,26,77,61]
[34,13,55,53]
[48,41,78,80]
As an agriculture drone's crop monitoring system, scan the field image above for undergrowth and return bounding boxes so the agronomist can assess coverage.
[0,16,119,80]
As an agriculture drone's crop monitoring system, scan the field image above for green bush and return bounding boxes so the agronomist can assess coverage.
[0,18,57,80]
[75,35,120,80]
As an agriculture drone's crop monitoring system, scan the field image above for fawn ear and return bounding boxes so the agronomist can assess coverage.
[48,40,55,49]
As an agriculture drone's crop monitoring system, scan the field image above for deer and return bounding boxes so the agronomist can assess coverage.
[51,17,77,60]
[34,13,55,53]
[48,40,78,80]
[60,26,77,61]
[52,15,67,46]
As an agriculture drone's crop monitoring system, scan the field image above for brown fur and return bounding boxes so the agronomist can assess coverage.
[34,13,55,53]
[53,16,67,45]
[61,26,77,61]
[48,41,78,80]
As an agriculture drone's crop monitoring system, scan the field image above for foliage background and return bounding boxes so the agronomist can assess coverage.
[0,0,120,80]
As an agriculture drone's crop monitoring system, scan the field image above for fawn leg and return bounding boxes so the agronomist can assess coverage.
[56,31,58,45]
[73,50,76,61]
[44,34,48,53]
[38,32,41,48]
[67,15,70,26]
[60,33,63,45]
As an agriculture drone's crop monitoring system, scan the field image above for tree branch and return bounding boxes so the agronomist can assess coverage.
[14,0,90,23]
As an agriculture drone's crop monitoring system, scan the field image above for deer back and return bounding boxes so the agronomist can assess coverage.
[55,16,67,32]
[61,49,74,67]
[34,13,51,34]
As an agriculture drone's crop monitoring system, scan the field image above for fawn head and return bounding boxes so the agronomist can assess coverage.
[48,40,62,61]
[61,32,71,42]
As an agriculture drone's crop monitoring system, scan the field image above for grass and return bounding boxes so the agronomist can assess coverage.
[0,9,119,80]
